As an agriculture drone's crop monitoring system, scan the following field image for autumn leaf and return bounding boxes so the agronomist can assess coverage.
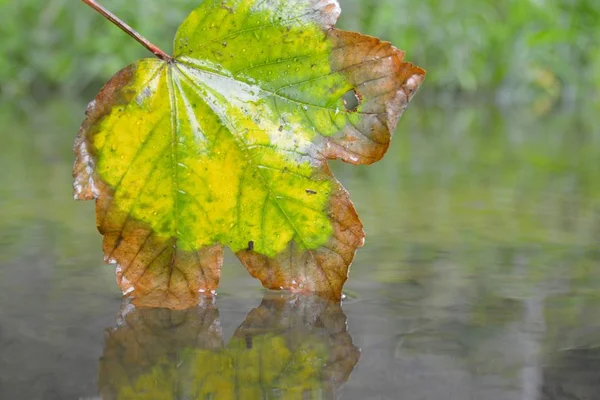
[74,0,425,308]
[99,294,359,399]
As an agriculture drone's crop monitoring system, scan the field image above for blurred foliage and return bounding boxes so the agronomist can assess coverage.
[1,0,600,105]
[342,0,600,107]
[2,1,599,394]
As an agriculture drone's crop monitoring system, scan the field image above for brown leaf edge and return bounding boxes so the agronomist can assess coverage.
[236,29,425,301]
[73,64,224,309]
[73,2,425,309]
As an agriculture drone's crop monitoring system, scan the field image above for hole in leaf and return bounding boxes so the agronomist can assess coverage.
[342,89,361,112]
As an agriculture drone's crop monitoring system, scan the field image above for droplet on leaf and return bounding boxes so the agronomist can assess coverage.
[342,89,361,112]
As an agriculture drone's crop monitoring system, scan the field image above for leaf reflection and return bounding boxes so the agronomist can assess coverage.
[99,293,359,399]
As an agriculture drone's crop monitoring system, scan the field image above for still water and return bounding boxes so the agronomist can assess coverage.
[0,101,599,399]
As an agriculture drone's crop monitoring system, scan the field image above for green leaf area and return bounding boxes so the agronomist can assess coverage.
[74,0,424,308]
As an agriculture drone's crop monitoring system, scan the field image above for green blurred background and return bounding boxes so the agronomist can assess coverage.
[2,0,600,110]
[1,1,600,398]
[0,0,599,299]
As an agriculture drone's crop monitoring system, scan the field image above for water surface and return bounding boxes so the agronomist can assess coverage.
[1,101,599,399]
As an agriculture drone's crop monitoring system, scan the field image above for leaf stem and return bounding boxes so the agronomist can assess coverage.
[81,0,173,63]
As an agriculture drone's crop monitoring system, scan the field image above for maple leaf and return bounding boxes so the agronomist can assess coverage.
[99,294,359,399]
[74,0,425,308]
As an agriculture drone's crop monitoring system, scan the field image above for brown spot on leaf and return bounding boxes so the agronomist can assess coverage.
[322,29,425,165]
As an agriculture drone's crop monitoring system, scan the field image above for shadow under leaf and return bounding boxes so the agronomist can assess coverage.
[99,292,359,399]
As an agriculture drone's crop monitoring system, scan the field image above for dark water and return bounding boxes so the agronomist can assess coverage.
[1,101,599,399]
